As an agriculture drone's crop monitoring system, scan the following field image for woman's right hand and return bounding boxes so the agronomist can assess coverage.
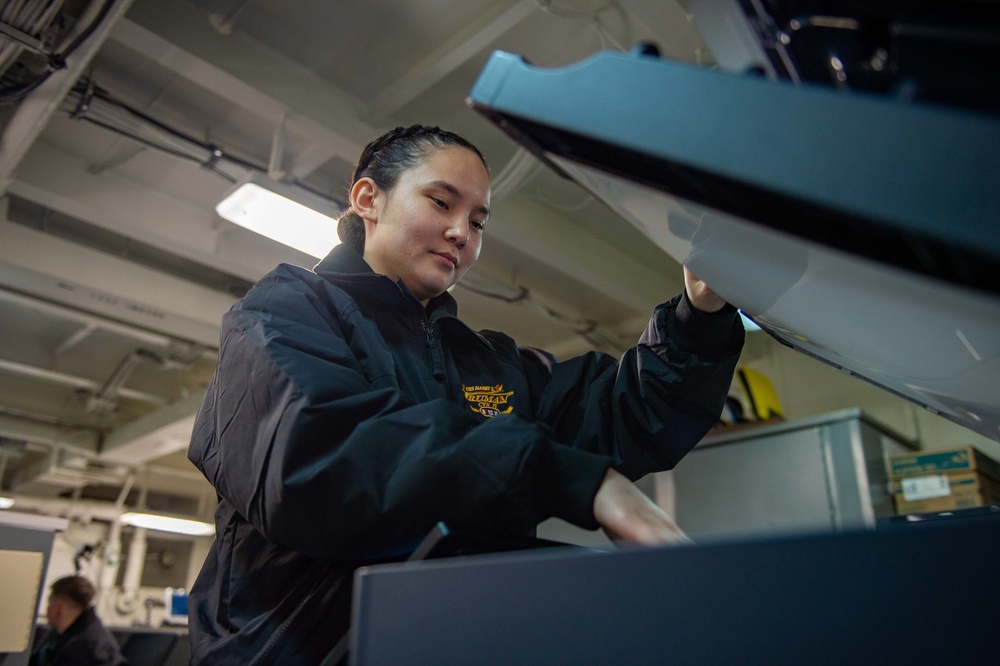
[593,468,692,546]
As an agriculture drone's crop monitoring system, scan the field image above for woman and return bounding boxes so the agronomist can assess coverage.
[187,125,744,663]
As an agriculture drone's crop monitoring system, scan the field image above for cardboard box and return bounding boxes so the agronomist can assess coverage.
[893,471,1000,515]
[888,445,1000,482]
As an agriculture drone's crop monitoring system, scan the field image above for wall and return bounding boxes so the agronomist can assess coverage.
[740,331,1000,461]
[36,517,212,629]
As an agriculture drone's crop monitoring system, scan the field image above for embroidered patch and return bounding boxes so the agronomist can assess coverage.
[462,384,514,418]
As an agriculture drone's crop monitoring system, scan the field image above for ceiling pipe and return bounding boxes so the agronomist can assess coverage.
[97,472,130,609]
[115,470,148,615]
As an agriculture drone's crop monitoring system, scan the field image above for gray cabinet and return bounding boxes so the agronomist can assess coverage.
[672,409,913,539]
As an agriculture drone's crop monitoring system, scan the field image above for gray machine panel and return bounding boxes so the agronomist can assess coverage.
[467,48,1000,441]
[350,519,1000,665]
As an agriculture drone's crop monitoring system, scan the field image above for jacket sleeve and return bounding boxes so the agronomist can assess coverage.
[188,267,611,560]
[525,292,744,481]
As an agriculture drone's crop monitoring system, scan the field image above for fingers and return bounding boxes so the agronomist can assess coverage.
[593,469,691,546]
[683,266,727,313]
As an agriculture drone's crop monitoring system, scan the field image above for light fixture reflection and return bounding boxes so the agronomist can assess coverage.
[739,311,762,332]
[216,172,343,259]
[0,497,14,509]
[120,512,215,536]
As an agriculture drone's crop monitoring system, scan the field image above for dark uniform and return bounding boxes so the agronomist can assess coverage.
[30,607,127,666]
[187,243,744,663]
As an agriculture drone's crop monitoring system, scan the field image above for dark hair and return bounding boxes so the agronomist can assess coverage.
[337,125,488,255]
[50,575,95,609]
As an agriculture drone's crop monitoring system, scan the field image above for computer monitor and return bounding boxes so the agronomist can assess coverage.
[162,588,188,626]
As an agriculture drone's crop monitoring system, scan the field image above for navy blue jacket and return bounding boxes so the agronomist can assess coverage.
[187,244,744,663]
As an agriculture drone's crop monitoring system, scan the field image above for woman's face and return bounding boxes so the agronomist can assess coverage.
[361,146,490,305]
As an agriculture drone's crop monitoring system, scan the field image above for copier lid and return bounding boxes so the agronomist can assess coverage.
[467,48,1000,440]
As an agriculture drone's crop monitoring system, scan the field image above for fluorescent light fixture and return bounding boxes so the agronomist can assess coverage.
[216,172,343,259]
[0,497,14,509]
[120,512,215,537]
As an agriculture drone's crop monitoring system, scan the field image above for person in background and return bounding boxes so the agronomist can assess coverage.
[30,575,127,666]
[187,124,745,663]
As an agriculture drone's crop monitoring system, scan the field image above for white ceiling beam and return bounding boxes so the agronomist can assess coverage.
[55,324,100,356]
[108,18,353,179]
[0,414,99,453]
[365,0,538,122]
[99,389,206,466]
[490,195,683,313]
[10,140,309,282]
[0,284,194,350]
[113,3,380,174]
[0,0,136,187]
[0,222,231,348]
[0,358,167,405]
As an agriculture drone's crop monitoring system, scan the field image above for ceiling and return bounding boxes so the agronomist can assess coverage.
[0,0,715,516]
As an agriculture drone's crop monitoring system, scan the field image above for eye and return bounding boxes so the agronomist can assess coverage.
[470,220,486,232]
[431,197,448,210]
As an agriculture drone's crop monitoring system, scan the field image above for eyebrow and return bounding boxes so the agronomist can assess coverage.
[429,180,490,220]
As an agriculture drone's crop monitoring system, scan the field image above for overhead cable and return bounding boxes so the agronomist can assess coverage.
[61,78,342,207]
[0,0,117,103]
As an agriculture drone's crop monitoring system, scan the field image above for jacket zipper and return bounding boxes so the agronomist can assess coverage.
[422,317,448,397]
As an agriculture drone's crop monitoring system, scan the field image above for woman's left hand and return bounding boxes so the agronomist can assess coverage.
[683,266,727,313]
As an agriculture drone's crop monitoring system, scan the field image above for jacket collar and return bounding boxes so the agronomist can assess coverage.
[313,242,372,276]
[59,606,98,639]
[313,244,459,319]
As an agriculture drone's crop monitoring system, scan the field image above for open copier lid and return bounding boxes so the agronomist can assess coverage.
[466,1,1000,441]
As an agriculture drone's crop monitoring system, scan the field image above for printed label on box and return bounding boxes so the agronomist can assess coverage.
[902,475,952,501]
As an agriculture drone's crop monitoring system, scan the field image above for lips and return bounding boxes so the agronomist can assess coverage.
[433,252,458,268]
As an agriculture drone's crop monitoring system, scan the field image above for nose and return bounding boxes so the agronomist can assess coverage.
[444,217,469,247]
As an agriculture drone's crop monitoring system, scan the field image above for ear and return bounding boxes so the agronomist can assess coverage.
[349,177,380,223]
